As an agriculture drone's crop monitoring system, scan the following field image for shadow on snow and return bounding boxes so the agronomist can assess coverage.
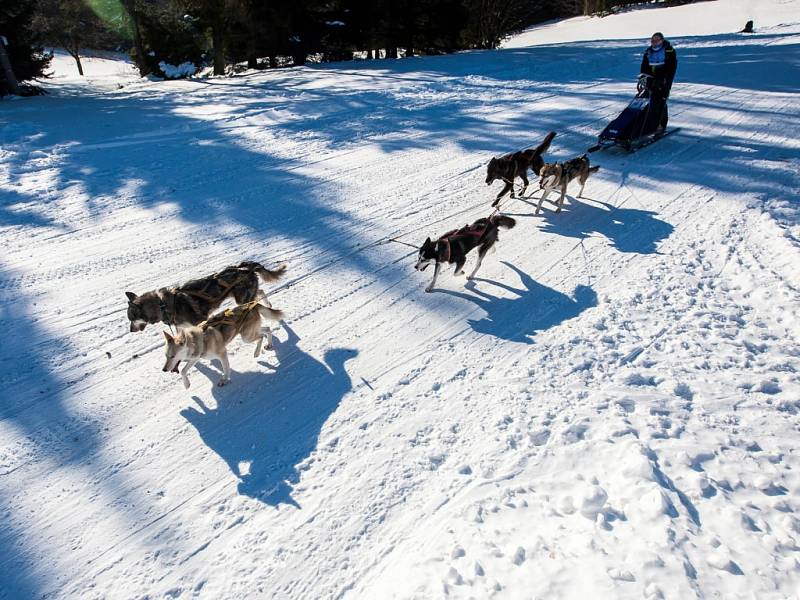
[181,322,356,506]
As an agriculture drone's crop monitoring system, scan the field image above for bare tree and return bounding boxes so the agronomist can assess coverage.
[34,0,116,76]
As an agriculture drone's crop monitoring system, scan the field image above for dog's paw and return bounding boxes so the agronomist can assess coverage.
[217,378,230,387]
[425,286,434,293]
[182,378,191,389]
[456,270,465,276]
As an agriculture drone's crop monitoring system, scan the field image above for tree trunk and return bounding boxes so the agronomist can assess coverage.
[212,24,225,75]
[246,19,259,69]
[0,38,21,95]
[386,46,398,58]
[62,36,84,77]
[129,6,150,76]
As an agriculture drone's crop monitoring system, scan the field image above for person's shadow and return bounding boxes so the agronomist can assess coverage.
[439,261,597,343]
[181,323,356,507]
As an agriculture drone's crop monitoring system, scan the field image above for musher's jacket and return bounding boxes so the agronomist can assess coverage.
[640,40,677,94]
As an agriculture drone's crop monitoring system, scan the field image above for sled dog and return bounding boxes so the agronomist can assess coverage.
[415,214,516,292]
[537,154,600,214]
[485,131,557,205]
[126,261,286,332]
[162,295,284,389]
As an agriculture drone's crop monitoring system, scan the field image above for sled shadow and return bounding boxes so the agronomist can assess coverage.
[181,323,356,507]
[438,261,597,343]
[536,195,673,254]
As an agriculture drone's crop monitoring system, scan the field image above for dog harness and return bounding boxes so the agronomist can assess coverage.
[156,266,256,327]
[437,222,489,262]
[199,299,261,334]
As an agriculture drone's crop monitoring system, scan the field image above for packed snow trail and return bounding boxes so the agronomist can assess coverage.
[2,1,800,598]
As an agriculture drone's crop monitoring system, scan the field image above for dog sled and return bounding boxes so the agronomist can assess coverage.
[588,75,679,153]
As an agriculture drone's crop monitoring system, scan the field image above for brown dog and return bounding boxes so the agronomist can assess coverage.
[126,261,286,332]
[537,154,600,214]
[486,131,556,206]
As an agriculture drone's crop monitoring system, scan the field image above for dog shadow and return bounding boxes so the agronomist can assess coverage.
[438,261,598,343]
[181,323,357,507]
[535,195,673,254]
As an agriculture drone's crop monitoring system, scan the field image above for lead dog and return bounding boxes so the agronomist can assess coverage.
[126,261,286,332]
[537,154,600,214]
[485,131,556,206]
[162,295,284,389]
[415,214,516,292]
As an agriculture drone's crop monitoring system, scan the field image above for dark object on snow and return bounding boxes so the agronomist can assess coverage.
[590,76,675,152]
[741,20,754,33]
[0,36,21,96]
[125,261,286,332]
[486,131,556,206]
[590,34,678,152]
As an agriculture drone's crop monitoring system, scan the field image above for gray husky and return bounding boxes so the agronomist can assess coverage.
[537,154,600,214]
[162,295,284,389]
[127,261,286,332]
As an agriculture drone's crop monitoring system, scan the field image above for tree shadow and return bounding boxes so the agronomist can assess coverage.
[181,323,356,507]
[437,261,597,343]
[534,195,674,254]
[0,265,102,599]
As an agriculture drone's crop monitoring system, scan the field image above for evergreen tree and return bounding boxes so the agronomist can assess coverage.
[0,0,50,93]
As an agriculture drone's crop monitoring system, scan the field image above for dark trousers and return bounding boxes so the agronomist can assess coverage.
[650,82,670,128]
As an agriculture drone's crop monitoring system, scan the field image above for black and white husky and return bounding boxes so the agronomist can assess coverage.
[415,214,516,292]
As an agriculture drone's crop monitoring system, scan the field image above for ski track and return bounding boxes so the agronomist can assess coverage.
[2,5,800,599]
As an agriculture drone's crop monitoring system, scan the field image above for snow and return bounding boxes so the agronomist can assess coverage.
[2,0,800,598]
[158,61,198,79]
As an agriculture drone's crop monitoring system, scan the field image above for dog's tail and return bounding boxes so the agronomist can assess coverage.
[256,303,285,322]
[532,131,557,159]
[241,261,288,282]
[489,214,517,230]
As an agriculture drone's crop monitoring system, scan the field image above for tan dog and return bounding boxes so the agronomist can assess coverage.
[162,295,284,389]
[537,154,600,214]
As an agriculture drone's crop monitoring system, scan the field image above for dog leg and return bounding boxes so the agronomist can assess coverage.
[425,263,441,293]
[536,189,550,215]
[468,248,488,280]
[254,334,264,357]
[520,173,529,197]
[260,325,274,351]
[578,175,587,198]
[180,359,198,389]
[218,351,231,386]
[493,181,513,206]
[557,182,567,212]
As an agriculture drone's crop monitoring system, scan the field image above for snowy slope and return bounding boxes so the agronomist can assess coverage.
[2,1,800,598]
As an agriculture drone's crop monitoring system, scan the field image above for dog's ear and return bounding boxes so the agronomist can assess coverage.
[163,331,174,343]
[424,237,432,247]
[125,291,138,302]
